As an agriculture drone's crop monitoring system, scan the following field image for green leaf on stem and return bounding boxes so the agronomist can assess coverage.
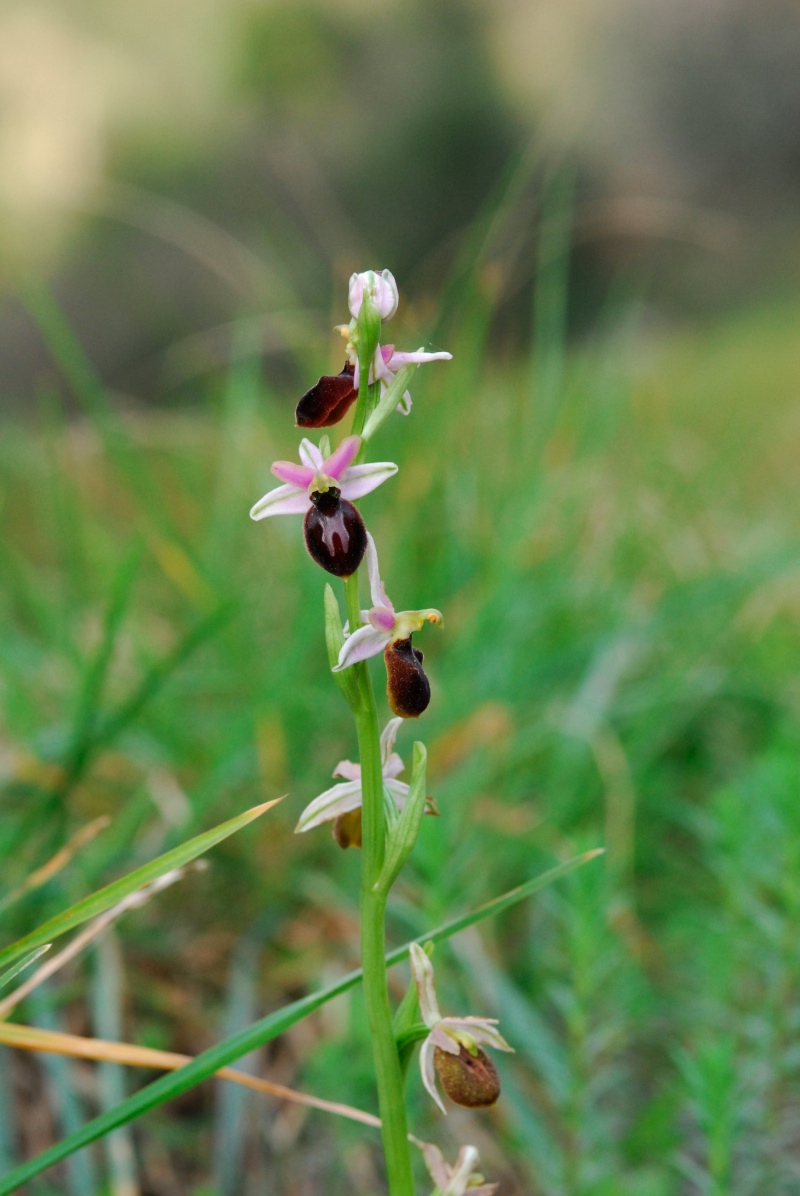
[0,799,282,975]
[362,364,417,442]
[324,584,360,710]
[374,741,427,895]
[0,848,602,1194]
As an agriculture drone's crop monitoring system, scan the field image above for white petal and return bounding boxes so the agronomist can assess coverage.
[420,1143,449,1189]
[294,780,363,833]
[332,759,361,781]
[299,439,323,471]
[444,1017,513,1053]
[250,483,309,520]
[333,624,391,671]
[450,1147,481,1195]
[340,461,398,502]
[341,612,372,638]
[396,390,412,415]
[409,943,441,1027]
[364,532,392,610]
[389,348,453,367]
[384,753,405,780]
[430,1025,460,1054]
[385,778,409,808]
[380,717,404,767]
[418,1036,447,1115]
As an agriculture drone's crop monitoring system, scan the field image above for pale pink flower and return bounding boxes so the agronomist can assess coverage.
[249,435,396,521]
[410,943,513,1115]
[295,718,409,833]
[348,269,399,322]
[420,1142,498,1196]
[333,534,442,672]
[353,342,453,416]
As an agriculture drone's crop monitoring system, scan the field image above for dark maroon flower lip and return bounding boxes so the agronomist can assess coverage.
[295,361,357,428]
[303,488,367,578]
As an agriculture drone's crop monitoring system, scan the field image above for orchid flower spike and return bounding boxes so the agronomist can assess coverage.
[420,1142,498,1196]
[250,436,397,578]
[349,269,399,322]
[410,942,513,1114]
[295,717,410,842]
[333,534,442,716]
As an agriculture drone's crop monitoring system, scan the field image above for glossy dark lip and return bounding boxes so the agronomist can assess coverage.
[295,361,358,428]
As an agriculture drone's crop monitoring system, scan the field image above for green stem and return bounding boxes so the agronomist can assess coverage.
[344,572,415,1196]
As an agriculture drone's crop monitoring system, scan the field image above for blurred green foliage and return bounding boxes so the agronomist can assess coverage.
[1,223,800,1193]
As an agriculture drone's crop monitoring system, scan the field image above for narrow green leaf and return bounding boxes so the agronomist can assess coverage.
[324,584,359,710]
[0,799,282,975]
[375,742,427,895]
[0,849,601,1193]
[0,946,51,992]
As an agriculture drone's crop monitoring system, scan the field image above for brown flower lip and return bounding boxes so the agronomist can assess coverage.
[384,636,431,718]
[303,486,367,578]
[433,1044,502,1109]
[295,362,357,428]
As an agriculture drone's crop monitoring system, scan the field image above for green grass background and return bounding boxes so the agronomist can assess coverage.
[2,263,800,1194]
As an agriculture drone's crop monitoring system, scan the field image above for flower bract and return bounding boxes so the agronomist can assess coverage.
[409,942,513,1115]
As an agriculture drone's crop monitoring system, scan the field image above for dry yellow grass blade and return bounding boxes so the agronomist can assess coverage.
[0,1020,382,1131]
[0,866,197,1020]
[0,816,111,913]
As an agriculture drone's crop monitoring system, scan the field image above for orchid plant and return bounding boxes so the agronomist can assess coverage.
[251,270,505,1194]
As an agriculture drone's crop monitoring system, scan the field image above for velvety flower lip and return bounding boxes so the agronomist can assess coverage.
[353,342,453,416]
[249,436,397,521]
[295,718,409,833]
[409,943,513,1115]
[420,1142,498,1196]
[349,269,399,322]
[295,362,357,429]
[332,534,442,672]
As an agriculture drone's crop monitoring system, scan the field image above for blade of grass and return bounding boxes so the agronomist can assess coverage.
[29,985,97,1196]
[91,933,139,1196]
[62,545,143,789]
[22,285,183,549]
[0,867,195,1019]
[54,601,237,805]
[0,849,602,1193]
[0,947,51,993]
[0,799,282,975]
[212,939,261,1196]
[0,1022,382,1131]
[0,818,110,913]
[529,166,574,457]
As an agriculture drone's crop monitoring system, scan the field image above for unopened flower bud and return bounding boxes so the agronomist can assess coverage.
[384,636,430,718]
[348,269,399,322]
[303,484,367,578]
[433,1045,501,1109]
[295,362,357,428]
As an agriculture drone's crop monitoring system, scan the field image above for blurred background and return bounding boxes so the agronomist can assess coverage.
[2,0,800,1193]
